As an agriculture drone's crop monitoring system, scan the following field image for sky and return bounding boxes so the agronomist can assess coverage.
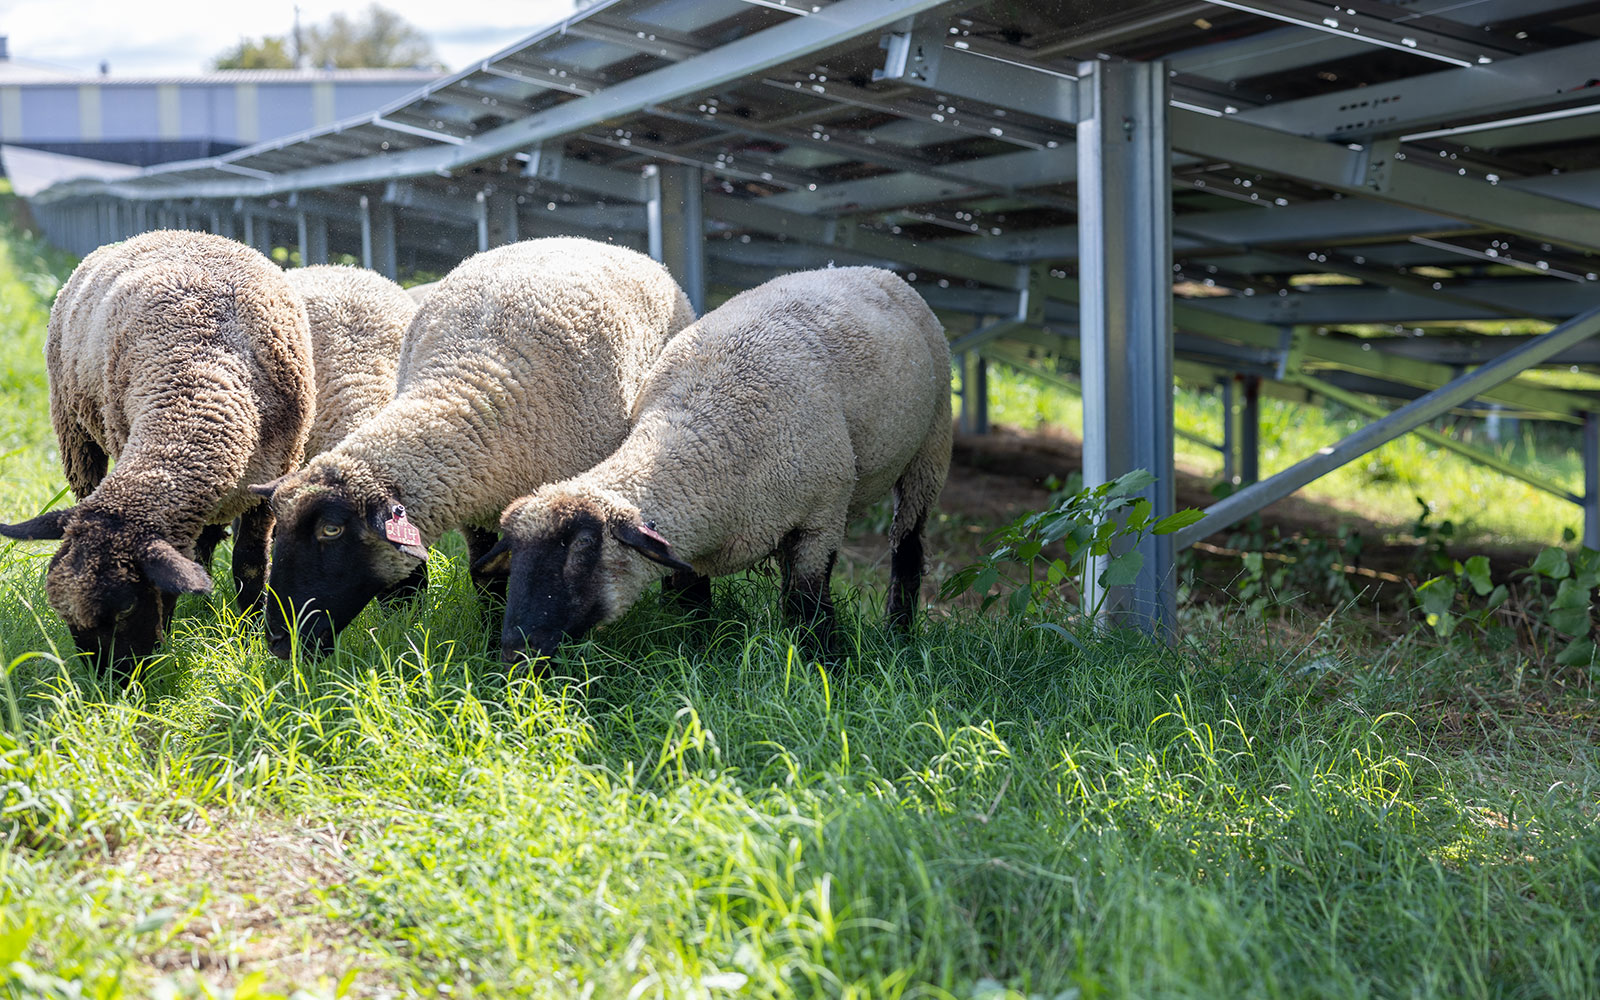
[1,0,579,76]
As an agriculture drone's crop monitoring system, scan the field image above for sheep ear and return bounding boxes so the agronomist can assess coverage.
[610,519,694,574]
[472,537,512,576]
[140,539,214,595]
[0,508,71,541]
[248,476,286,500]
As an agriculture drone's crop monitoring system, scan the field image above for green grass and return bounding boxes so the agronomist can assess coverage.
[983,359,1587,545]
[2,193,1598,998]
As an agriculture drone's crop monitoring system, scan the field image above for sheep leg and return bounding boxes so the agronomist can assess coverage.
[465,527,506,605]
[231,502,273,612]
[662,570,713,615]
[196,523,228,574]
[59,424,108,500]
[779,528,841,659]
[887,513,927,633]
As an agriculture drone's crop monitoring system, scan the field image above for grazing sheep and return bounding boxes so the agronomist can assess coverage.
[477,266,952,665]
[287,265,416,457]
[0,230,314,679]
[251,237,695,659]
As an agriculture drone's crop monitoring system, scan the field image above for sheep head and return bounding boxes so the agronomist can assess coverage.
[0,506,212,682]
[250,456,427,660]
[480,487,692,666]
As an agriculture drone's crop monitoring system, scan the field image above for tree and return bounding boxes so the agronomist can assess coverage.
[209,5,443,72]
[213,36,294,70]
[304,4,443,70]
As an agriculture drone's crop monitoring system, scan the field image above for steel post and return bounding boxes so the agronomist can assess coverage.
[651,164,705,315]
[1586,412,1600,550]
[959,350,990,435]
[1221,378,1237,484]
[1077,58,1175,632]
[1241,375,1261,485]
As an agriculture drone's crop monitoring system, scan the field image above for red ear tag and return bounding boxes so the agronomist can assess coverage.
[385,508,422,548]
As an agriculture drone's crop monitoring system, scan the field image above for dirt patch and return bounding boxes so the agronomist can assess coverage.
[110,820,393,997]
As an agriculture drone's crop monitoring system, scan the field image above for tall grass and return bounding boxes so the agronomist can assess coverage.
[1,194,1596,998]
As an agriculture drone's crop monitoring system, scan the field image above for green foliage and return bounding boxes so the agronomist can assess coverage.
[1224,513,1366,616]
[211,36,294,70]
[211,3,442,71]
[940,470,1203,622]
[1413,543,1598,669]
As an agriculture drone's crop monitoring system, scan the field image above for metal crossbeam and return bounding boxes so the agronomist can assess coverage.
[1169,108,1600,254]
[1292,372,1581,505]
[1173,304,1600,549]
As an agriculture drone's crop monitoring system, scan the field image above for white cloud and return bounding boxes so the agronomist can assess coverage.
[3,0,577,76]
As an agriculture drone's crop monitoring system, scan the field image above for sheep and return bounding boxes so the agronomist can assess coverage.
[0,230,315,680]
[286,264,427,603]
[475,266,952,665]
[250,236,695,659]
[286,265,416,458]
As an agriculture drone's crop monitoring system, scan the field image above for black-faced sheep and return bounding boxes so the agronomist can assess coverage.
[251,237,695,659]
[476,266,952,664]
[0,230,315,679]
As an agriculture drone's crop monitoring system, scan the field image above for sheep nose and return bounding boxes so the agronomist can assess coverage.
[501,642,528,666]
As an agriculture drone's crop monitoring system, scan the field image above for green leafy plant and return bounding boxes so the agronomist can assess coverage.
[1414,545,1598,668]
[1224,516,1366,616]
[940,469,1204,620]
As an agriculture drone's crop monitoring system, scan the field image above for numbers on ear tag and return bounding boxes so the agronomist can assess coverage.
[385,506,422,548]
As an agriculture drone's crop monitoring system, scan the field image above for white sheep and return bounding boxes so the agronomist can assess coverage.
[250,237,695,658]
[476,266,952,664]
[287,264,417,457]
[0,230,315,679]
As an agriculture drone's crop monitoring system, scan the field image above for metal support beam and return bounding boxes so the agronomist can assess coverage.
[1295,372,1581,505]
[486,189,519,247]
[959,350,989,435]
[1220,378,1237,485]
[297,210,328,266]
[1587,412,1600,550]
[369,199,396,278]
[1240,375,1261,486]
[1078,59,1174,633]
[1169,107,1600,255]
[651,164,705,315]
[1174,304,1600,550]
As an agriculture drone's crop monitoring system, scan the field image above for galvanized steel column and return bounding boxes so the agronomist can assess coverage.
[1585,412,1600,550]
[648,164,706,315]
[1077,58,1175,632]
[1240,375,1261,485]
[361,196,397,278]
[298,211,328,265]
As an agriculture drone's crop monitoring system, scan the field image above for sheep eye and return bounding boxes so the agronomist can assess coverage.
[570,532,596,552]
[318,523,344,541]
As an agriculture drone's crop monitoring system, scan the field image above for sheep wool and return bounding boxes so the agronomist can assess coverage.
[488,265,952,663]
[256,236,695,658]
[0,229,314,677]
[286,265,417,457]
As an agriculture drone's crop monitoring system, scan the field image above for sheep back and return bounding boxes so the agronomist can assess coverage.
[342,236,693,536]
[47,229,315,529]
[287,265,416,457]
